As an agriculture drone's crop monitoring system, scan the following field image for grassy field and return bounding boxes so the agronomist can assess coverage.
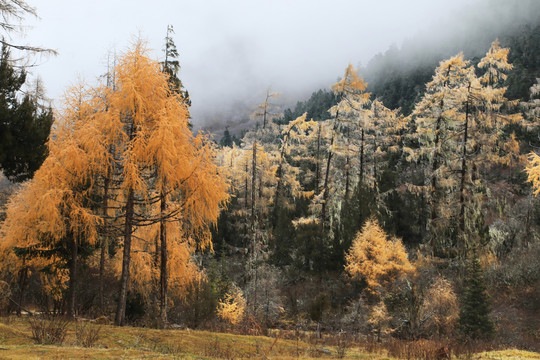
[0,317,539,359]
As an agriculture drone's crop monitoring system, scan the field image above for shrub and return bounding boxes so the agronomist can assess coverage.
[29,316,69,345]
[422,277,459,337]
[75,321,101,347]
[0,280,10,314]
[217,284,245,325]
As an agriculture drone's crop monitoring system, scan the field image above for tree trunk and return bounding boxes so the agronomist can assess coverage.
[315,124,322,195]
[430,65,451,226]
[321,117,338,229]
[272,130,291,227]
[373,138,378,191]
[359,128,365,184]
[459,82,472,249]
[16,264,28,316]
[99,174,110,312]
[67,234,78,318]
[244,159,249,249]
[115,187,134,326]
[345,128,351,200]
[251,142,257,226]
[159,191,168,327]
[99,241,106,310]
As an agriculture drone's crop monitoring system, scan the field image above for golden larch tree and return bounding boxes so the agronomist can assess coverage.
[345,218,413,293]
[321,64,370,227]
[0,83,104,317]
[95,41,228,326]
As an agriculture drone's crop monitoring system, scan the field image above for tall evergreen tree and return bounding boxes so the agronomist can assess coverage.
[0,46,53,182]
[459,251,494,338]
[162,25,190,109]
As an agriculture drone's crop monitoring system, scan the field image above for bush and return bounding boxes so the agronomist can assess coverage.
[0,280,10,315]
[125,291,146,323]
[75,321,101,347]
[422,277,459,337]
[176,278,219,328]
[217,284,245,326]
[29,316,69,345]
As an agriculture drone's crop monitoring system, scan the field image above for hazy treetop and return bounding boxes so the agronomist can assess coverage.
[12,0,538,128]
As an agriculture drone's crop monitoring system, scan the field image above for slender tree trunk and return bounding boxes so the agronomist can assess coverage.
[99,174,110,311]
[430,115,442,224]
[459,83,472,249]
[16,263,28,316]
[99,240,106,310]
[244,160,249,249]
[373,138,378,191]
[115,187,134,326]
[345,128,351,200]
[245,161,249,210]
[359,128,365,185]
[250,142,257,275]
[273,131,292,227]
[262,89,269,129]
[430,65,451,225]
[251,142,257,225]
[67,234,78,318]
[315,124,322,195]
[159,191,168,327]
[321,116,338,229]
[273,156,285,226]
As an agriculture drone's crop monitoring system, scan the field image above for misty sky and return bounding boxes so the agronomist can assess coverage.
[14,0,484,128]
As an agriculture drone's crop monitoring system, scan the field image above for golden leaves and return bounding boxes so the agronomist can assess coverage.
[345,218,414,292]
[217,284,246,325]
[526,152,540,196]
[331,63,368,95]
[1,40,229,301]
[478,40,513,85]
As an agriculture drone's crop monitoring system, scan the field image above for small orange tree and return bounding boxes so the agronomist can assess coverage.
[345,218,414,294]
[217,284,246,326]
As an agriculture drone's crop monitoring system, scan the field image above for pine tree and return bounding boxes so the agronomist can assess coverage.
[0,46,53,182]
[459,251,494,338]
[162,25,190,108]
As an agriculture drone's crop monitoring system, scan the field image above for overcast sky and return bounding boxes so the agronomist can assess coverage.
[14,0,482,128]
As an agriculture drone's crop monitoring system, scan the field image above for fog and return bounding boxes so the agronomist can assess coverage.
[12,0,538,133]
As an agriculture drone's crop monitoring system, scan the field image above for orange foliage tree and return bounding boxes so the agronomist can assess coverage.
[0,84,104,317]
[90,42,229,326]
[1,41,229,326]
[345,218,413,294]
[321,64,370,227]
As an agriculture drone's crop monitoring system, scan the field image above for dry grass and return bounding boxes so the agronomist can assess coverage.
[0,316,538,359]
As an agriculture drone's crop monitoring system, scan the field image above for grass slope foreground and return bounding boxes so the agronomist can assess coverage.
[1,317,540,359]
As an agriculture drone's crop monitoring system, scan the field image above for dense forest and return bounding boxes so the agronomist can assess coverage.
[0,0,540,357]
[212,38,540,343]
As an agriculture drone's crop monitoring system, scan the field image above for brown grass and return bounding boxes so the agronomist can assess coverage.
[0,316,539,359]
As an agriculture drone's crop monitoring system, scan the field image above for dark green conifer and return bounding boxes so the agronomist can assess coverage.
[162,25,191,108]
[0,46,53,182]
[459,250,495,339]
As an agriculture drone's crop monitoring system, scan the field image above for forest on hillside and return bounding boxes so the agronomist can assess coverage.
[0,0,539,357]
